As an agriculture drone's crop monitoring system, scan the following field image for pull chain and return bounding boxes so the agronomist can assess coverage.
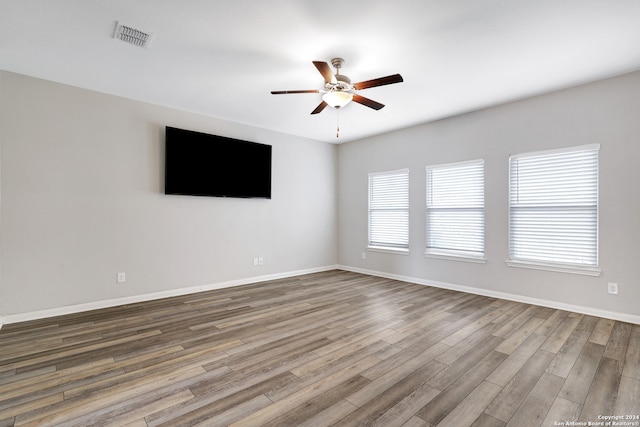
[336,110,340,139]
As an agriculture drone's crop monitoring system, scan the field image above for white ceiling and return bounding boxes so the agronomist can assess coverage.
[2,0,640,143]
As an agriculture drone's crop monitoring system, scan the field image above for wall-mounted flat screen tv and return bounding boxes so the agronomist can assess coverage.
[165,126,272,199]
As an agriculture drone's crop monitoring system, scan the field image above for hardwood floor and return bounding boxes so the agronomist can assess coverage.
[1,270,638,426]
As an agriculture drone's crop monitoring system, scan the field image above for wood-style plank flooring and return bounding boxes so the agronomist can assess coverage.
[1,270,639,426]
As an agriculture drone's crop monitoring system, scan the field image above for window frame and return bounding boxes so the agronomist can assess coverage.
[507,144,601,276]
[367,168,410,254]
[425,159,486,263]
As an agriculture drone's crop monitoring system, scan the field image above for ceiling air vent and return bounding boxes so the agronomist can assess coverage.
[113,21,154,48]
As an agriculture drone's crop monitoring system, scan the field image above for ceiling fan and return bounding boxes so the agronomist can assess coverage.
[271,58,403,115]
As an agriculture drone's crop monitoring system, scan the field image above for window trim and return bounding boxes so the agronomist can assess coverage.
[424,250,486,263]
[506,144,600,276]
[367,168,410,253]
[368,246,411,256]
[425,159,485,262]
[506,259,601,276]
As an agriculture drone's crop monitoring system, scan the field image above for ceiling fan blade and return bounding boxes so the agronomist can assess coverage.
[310,101,328,115]
[353,74,404,90]
[271,89,320,95]
[312,61,337,84]
[352,94,385,110]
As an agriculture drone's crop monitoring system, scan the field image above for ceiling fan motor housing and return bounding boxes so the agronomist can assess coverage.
[325,77,353,92]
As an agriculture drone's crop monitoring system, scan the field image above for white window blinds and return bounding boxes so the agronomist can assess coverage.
[426,160,484,258]
[509,145,599,269]
[368,169,409,250]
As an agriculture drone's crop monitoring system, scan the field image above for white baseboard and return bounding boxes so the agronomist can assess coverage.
[0,265,339,327]
[337,265,640,325]
[3,264,638,329]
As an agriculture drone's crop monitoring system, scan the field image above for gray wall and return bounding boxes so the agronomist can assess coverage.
[338,71,640,320]
[0,71,337,318]
[2,69,639,323]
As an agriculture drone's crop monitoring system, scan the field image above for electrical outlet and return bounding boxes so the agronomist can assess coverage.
[361,252,366,260]
[258,257,264,265]
[253,258,259,266]
[607,282,618,295]
[117,272,126,283]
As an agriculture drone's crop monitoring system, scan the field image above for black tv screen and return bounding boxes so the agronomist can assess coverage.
[165,126,272,199]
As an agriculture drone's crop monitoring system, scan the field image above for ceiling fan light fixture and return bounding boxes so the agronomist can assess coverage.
[322,90,353,109]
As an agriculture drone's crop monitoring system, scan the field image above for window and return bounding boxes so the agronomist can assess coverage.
[508,144,599,275]
[426,160,485,261]
[368,169,409,252]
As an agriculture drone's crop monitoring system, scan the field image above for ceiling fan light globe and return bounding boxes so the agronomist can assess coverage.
[322,91,353,109]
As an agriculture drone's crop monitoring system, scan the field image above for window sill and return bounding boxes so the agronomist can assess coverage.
[368,246,410,256]
[506,260,601,277]
[424,251,486,264]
